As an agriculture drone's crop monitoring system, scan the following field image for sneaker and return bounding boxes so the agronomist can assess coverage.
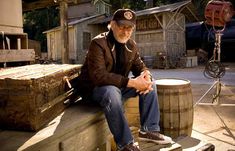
[121,142,140,151]
[138,131,172,145]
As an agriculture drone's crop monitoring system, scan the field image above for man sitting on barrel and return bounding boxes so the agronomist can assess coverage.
[75,8,172,151]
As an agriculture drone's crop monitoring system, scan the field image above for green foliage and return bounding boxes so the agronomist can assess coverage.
[110,0,146,11]
[155,0,181,6]
[23,7,59,52]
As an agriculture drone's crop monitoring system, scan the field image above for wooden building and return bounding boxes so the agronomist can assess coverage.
[44,0,110,64]
[44,14,107,64]
[135,0,198,68]
[68,0,111,22]
[44,0,198,66]
[0,0,35,67]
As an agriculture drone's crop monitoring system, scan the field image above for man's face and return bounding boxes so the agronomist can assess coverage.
[111,21,134,43]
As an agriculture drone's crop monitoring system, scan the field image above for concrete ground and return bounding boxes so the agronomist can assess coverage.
[150,62,235,150]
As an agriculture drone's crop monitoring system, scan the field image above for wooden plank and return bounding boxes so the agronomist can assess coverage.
[14,64,60,79]
[25,64,80,79]
[175,136,214,151]
[0,49,35,62]
[107,127,182,151]
[0,104,110,151]
[0,64,41,79]
[0,64,81,79]
[21,104,108,150]
[22,0,81,12]
[23,0,58,12]
[141,143,182,151]
[39,89,73,113]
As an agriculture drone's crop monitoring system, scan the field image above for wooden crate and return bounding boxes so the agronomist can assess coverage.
[186,56,198,67]
[0,64,81,131]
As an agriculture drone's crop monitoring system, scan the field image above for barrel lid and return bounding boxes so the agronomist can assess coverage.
[154,78,190,86]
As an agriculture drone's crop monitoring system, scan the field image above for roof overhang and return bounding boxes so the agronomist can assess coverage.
[22,0,90,12]
[43,14,106,33]
[136,0,191,16]
[136,0,200,22]
[91,0,200,25]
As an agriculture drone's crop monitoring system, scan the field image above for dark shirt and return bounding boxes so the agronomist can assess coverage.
[115,40,126,75]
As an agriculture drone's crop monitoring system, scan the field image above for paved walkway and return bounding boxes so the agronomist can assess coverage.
[151,62,235,86]
[150,62,235,150]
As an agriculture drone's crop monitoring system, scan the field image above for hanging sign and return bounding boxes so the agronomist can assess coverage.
[136,16,162,31]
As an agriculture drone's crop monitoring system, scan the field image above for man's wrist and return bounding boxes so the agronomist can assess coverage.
[148,73,153,81]
[127,78,135,88]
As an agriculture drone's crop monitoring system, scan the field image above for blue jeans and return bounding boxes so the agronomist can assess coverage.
[92,84,160,149]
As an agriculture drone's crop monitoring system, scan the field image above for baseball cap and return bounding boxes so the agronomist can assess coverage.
[112,9,136,27]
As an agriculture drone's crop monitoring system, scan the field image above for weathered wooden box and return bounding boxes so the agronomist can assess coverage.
[0,64,81,131]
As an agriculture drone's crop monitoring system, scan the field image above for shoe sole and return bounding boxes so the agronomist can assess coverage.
[138,137,172,145]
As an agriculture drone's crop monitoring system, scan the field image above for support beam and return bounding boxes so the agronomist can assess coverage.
[59,0,69,64]
[22,0,80,12]
[0,49,35,62]
[23,0,57,12]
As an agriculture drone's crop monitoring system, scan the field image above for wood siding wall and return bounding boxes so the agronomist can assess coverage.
[46,12,186,67]
[0,0,23,33]
[46,27,75,62]
[135,12,186,67]
[46,16,106,64]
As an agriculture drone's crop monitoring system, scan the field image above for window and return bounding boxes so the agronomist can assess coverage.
[96,4,100,13]
[105,5,110,15]
[83,32,91,50]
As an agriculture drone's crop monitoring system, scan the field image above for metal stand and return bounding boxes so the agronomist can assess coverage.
[194,79,220,107]
[194,31,235,107]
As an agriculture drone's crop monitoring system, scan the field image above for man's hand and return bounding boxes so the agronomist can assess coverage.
[141,70,152,82]
[137,83,153,95]
[127,70,153,94]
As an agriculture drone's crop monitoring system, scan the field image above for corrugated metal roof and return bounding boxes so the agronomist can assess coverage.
[91,0,193,24]
[135,0,191,16]
[90,16,112,24]
[43,14,105,33]
[68,14,105,25]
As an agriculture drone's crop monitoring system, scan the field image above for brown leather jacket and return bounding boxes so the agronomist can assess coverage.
[76,30,147,97]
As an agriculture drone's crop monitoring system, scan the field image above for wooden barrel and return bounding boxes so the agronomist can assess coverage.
[155,78,193,138]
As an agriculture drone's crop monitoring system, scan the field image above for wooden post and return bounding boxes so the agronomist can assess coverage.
[60,0,69,64]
